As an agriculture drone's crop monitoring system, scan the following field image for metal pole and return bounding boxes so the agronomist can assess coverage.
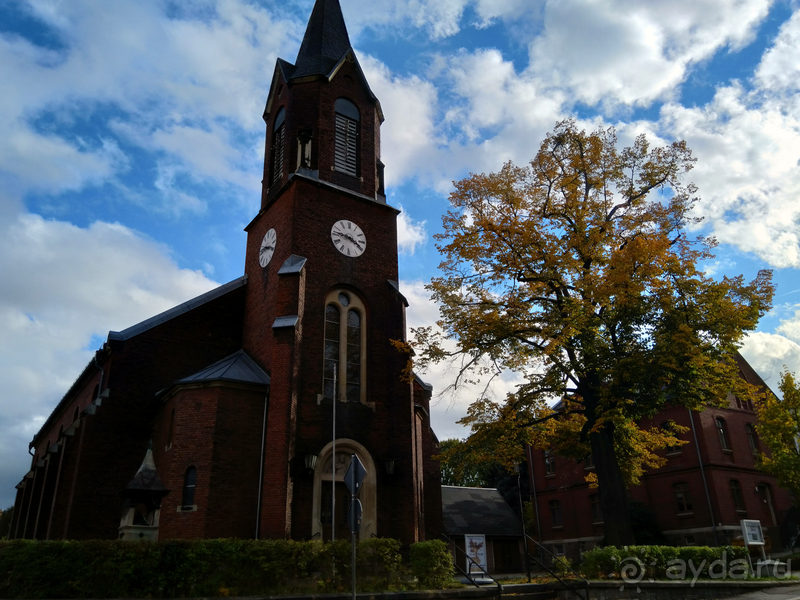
[526,444,544,564]
[351,456,357,600]
[332,368,337,543]
[516,464,531,582]
[688,408,718,546]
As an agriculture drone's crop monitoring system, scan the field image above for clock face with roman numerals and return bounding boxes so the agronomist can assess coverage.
[259,228,277,267]
[331,220,366,257]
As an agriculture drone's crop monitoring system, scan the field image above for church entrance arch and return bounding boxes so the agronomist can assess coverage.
[312,439,377,540]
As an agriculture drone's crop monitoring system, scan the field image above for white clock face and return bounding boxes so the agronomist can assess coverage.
[331,220,366,257]
[259,228,277,267]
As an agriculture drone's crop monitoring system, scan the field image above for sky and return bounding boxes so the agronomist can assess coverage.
[1,0,800,510]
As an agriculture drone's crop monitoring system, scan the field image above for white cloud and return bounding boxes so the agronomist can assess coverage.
[755,9,800,93]
[661,83,800,269]
[396,204,427,255]
[360,55,441,186]
[740,331,800,393]
[529,0,771,109]
[402,279,525,442]
[0,208,218,507]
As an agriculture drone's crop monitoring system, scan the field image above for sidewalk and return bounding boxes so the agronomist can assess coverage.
[721,583,800,600]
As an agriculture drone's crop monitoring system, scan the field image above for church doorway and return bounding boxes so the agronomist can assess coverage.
[312,439,377,540]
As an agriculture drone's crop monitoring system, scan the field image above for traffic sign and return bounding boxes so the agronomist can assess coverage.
[348,499,362,533]
[344,454,367,496]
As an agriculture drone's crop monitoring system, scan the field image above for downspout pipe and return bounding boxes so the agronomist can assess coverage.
[689,408,719,546]
[255,388,270,539]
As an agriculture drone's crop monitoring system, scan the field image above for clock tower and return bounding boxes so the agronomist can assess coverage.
[241,0,441,543]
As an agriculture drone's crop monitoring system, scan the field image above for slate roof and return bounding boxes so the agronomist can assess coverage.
[442,486,523,537]
[292,0,352,80]
[175,349,271,386]
[109,276,247,342]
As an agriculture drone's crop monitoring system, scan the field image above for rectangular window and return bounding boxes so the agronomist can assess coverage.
[544,451,555,477]
[549,500,562,527]
[730,479,747,514]
[590,494,603,523]
[746,424,759,458]
[673,482,693,513]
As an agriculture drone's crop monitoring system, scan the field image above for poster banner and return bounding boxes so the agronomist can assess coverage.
[741,519,765,546]
[465,534,487,574]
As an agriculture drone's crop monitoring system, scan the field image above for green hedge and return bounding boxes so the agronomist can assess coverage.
[409,540,455,589]
[0,537,452,599]
[581,545,751,581]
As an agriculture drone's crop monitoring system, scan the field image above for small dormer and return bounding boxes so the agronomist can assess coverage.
[260,0,385,208]
[119,443,169,541]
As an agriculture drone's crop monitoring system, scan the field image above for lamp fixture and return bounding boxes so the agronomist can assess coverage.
[305,453,318,471]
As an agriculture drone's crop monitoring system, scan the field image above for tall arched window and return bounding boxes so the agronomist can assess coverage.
[323,290,366,404]
[270,107,286,186]
[182,466,197,509]
[334,98,359,177]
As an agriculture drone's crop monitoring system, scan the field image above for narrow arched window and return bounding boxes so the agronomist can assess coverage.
[167,408,175,449]
[323,290,366,404]
[334,98,359,177]
[270,107,286,186]
[323,304,341,400]
[182,466,197,508]
[716,417,731,451]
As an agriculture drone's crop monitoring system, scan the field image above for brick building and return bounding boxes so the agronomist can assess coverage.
[8,0,443,544]
[527,353,791,561]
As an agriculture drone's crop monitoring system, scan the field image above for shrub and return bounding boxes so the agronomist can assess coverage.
[0,537,424,598]
[409,540,455,589]
[580,545,750,581]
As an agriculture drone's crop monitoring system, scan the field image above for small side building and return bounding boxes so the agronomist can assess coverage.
[442,486,525,575]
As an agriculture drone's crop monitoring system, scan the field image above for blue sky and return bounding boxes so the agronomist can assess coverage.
[1,0,800,509]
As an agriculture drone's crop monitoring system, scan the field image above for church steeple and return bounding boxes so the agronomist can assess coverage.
[292,0,352,81]
[260,0,384,206]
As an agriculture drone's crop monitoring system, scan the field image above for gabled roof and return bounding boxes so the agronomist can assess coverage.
[175,349,270,387]
[108,276,247,342]
[292,0,352,80]
[442,486,523,537]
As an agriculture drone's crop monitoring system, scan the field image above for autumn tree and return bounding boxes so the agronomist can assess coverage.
[413,120,773,546]
[757,370,800,501]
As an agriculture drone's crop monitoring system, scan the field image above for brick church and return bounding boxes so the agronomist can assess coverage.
[9,0,443,544]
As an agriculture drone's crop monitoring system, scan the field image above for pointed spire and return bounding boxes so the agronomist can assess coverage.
[124,443,167,492]
[292,0,352,80]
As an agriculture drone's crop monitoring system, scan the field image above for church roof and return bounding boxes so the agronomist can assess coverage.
[441,486,523,537]
[291,0,352,80]
[109,276,247,342]
[175,349,271,386]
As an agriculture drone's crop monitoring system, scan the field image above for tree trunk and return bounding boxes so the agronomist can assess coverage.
[590,421,635,546]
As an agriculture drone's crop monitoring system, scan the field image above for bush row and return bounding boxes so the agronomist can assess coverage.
[581,545,750,581]
[0,538,454,599]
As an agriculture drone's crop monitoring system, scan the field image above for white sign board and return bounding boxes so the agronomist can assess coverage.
[465,534,487,574]
[741,519,765,546]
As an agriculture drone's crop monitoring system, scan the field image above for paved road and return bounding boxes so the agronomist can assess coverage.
[724,584,800,600]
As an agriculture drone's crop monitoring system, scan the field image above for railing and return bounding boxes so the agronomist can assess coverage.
[523,534,589,600]
[442,533,503,599]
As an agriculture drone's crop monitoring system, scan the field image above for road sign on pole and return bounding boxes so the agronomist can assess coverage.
[344,454,367,496]
[348,499,362,533]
